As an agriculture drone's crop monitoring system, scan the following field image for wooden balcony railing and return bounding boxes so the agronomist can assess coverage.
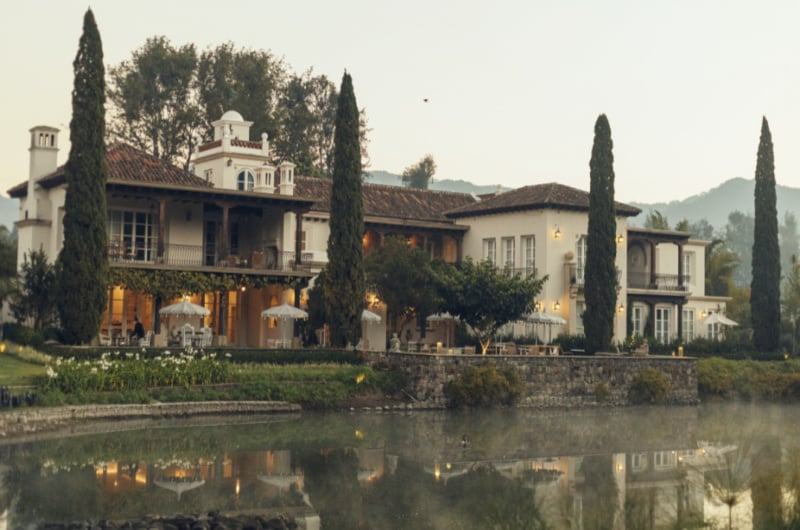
[109,242,311,272]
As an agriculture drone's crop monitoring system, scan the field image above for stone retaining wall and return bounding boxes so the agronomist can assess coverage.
[0,401,300,439]
[364,352,698,408]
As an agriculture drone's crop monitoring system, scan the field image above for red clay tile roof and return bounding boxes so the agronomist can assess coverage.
[7,144,213,198]
[198,139,222,152]
[294,176,477,222]
[231,139,262,149]
[445,182,640,218]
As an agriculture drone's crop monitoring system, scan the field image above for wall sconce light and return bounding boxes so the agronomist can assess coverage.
[240,285,246,292]
[535,301,542,312]
[616,463,624,473]
[553,301,561,312]
[553,226,561,239]
[616,234,624,244]
[618,304,625,313]
[227,158,233,167]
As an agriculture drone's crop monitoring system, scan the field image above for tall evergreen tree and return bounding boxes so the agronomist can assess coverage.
[57,9,108,345]
[324,72,365,348]
[583,114,618,354]
[751,116,781,352]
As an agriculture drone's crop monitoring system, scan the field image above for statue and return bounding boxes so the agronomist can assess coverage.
[390,332,401,352]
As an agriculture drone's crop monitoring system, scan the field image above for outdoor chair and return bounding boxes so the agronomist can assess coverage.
[181,324,195,349]
[139,331,153,347]
[201,326,212,347]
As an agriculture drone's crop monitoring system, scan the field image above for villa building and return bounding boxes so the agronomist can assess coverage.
[9,111,727,349]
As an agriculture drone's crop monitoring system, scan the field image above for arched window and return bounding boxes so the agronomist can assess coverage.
[237,170,254,191]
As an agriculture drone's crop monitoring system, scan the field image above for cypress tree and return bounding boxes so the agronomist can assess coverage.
[751,116,781,352]
[583,114,617,354]
[324,72,365,348]
[57,9,108,345]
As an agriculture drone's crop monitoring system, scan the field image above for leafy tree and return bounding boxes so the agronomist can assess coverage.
[196,43,285,143]
[324,72,365,348]
[11,249,58,330]
[107,36,201,169]
[783,255,800,355]
[0,226,17,315]
[439,258,544,354]
[365,236,443,337]
[583,114,618,354]
[57,9,109,345]
[705,240,739,296]
[643,209,670,230]
[725,211,754,287]
[274,69,338,177]
[780,212,800,290]
[401,154,436,189]
[751,117,781,352]
[685,218,718,240]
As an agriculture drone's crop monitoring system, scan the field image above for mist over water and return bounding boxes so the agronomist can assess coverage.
[1,403,797,529]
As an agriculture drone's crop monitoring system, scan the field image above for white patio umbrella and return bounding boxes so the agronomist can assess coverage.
[261,304,308,347]
[526,311,566,344]
[702,313,739,327]
[159,299,210,331]
[154,478,205,500]
[427,312,457,348]
[361,309,382,322]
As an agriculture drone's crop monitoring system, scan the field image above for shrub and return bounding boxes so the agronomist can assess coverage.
[629,367,670,404]
[552,333,586,353]
[444,363,523,408]
[594,382,611,403]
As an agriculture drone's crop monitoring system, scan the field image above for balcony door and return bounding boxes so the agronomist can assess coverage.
[204,220,218,266]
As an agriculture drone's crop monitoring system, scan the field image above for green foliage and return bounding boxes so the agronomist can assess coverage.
[438,258,545,354]
[697,357,800,401]
[43,351,230,393]
[107,36,201,167]
[444,363,524,408]
[401,154,436,189]
[643,209,670,229]
[628,367,670,404]
[594,382,611,402]
[10,250,59,331]
[584,114,618,354]
[0,226,16,310]
[325,72,365,348]
[58,9,108,345]
[108,268,288,299]
[751,117,781,352]
[783,255,800,355]
[552,333,586,353]
[365,236,443,334]
[706,239,740,296]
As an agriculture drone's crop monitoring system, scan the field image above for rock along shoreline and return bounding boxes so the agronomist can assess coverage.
[0,401,301,442]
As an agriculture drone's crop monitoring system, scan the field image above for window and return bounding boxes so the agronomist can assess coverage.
[237,170,254,191]
[707,322,720,340]
[655,306,671,343]
[683,252,693,285]
[483,238,496,265]
[501,237,515,269]
[631,453,647,472]
[108,209,155,262]
[655,451,676,469]
[576,301,585,335]
[632,306,643,337]
[683,309,695,341]
[522,235,535,275]
[576,235,588,284]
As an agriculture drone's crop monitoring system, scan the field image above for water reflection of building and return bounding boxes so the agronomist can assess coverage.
[416,448,715,530]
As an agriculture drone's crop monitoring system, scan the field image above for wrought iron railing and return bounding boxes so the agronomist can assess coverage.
[109,242,312,273]
[628,272,688,291]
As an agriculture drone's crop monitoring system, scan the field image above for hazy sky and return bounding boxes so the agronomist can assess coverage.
[4,0,800,203]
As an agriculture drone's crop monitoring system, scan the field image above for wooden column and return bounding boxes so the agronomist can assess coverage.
[157,198,168,262]
[649,241,657,288]
[295,210,304,267]
[677,243,685,288]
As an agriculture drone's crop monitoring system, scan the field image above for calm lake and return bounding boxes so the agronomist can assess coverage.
[1,403,799,529]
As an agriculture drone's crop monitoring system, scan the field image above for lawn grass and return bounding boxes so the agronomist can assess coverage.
[0,352,46,386]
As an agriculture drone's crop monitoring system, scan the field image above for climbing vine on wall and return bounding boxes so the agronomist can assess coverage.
[108,268,305,297]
